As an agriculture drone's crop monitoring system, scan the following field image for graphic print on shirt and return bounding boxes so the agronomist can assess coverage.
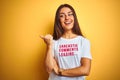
[59,44,78,57]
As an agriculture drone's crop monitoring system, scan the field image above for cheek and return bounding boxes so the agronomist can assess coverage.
[72,18,74,24]
[60,19,64,24]
[72,17,74,21]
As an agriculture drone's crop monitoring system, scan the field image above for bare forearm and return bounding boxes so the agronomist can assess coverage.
[58,58,91,77]
[45,45,54,73]
[60,66,90,77]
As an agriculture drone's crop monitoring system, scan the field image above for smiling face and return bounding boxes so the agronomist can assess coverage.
[59,7,74,32]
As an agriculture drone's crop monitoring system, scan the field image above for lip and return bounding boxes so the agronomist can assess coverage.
[64,21,72,25]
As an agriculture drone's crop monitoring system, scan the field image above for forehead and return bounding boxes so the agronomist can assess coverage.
[59,7,73,14]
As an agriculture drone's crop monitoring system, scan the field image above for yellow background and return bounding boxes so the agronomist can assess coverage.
[0,0,120,80]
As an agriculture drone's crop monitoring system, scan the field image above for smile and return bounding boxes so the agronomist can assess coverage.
[64,21,72,25]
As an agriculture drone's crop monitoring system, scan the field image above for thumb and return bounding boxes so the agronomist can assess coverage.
[40,35,45,39]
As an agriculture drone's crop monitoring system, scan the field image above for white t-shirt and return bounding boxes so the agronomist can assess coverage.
[49,36,92,80]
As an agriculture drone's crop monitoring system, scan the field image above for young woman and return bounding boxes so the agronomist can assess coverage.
[40,4,92,80]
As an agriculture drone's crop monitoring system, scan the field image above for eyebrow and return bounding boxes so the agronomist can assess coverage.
[60,11,73,14]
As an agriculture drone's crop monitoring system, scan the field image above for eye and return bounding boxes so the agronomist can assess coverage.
[68,13,73,16]
[59,14,65,18]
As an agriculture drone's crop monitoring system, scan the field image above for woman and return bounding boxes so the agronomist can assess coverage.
[40,4,92,80]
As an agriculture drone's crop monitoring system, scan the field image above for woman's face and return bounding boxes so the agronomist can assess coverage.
[59,7,74,31]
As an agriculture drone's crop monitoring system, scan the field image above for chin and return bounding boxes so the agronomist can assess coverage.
[64,28,73,31]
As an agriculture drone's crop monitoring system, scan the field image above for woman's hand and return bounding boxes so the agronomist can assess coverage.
[40,34,53,46]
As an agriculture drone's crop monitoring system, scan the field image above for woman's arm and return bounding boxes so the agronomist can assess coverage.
[54,58,91,77]
[45,45,54,74]
[40,34,54,74]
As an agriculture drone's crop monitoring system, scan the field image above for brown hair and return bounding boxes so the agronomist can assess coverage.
[53,4,84,40]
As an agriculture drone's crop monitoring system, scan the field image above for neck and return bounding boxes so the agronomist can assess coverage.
[62,31,77,39]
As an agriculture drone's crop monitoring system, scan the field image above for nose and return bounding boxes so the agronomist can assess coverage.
[65,15,69,20]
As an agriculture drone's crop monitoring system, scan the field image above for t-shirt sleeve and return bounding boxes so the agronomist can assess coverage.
[81,39,92,59]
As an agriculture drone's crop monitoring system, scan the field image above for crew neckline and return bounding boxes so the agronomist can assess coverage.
[60,36,80,40]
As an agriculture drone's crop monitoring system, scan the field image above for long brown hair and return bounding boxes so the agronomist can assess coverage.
[53,4,84,40]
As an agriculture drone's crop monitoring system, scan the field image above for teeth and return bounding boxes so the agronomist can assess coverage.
[65,22,71,24]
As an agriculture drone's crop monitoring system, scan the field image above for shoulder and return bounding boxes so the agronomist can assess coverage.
[52,39,59,46]
[77,36,90,45]
[53,39,59,43]
[78,36,89,41]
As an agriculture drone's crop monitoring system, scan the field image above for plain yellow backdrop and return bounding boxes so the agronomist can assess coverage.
[1,0,120,80]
